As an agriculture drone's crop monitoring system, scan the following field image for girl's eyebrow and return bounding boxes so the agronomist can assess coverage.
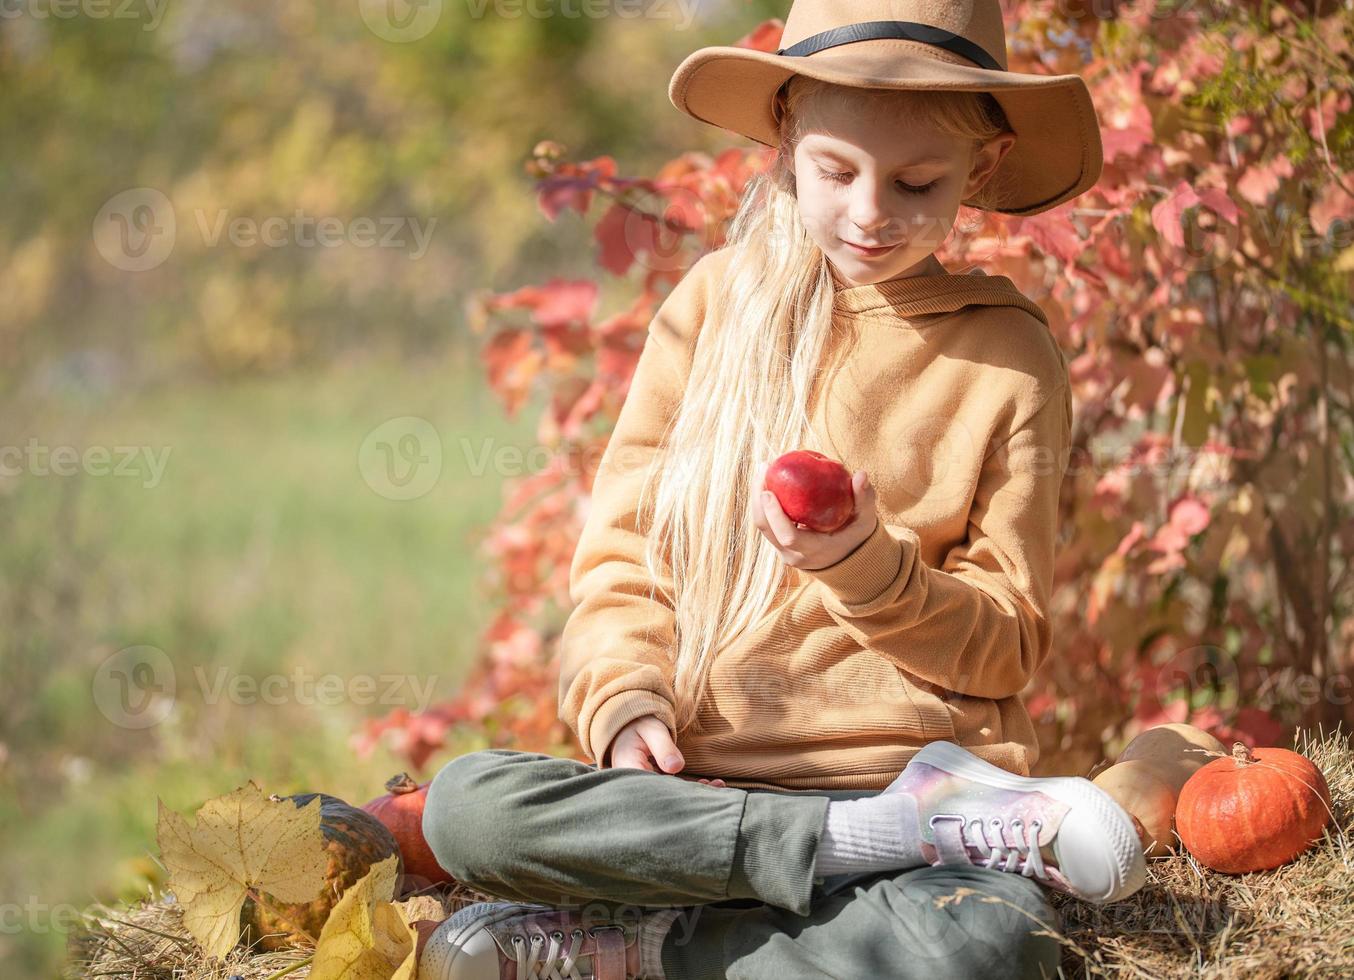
[809,147,950,169]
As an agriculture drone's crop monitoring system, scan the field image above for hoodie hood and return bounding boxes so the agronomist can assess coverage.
[830,266,1050,327]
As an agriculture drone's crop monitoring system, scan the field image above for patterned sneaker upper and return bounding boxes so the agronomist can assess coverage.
[893,761,1075,891]
[885,740,1147,904]
[423,901,644,980]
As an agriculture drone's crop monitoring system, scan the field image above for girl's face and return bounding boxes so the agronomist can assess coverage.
[786,99,1015,287]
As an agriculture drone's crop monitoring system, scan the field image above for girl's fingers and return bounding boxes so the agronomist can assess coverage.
[750,491,766,532]
[638,718,683,772]
[855,472,876,512]
[612,750,653,772]
[761,491,797,544]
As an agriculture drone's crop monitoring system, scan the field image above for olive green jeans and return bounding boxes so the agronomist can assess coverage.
[423,749,1062,980]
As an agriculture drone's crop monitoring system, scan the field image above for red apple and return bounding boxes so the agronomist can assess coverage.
[764,450,855,532]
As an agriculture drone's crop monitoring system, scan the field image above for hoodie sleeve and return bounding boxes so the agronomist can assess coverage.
[800,380,1072,701]
[556,253,714,766]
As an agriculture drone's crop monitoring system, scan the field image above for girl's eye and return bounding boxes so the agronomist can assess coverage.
[816,168,938,195]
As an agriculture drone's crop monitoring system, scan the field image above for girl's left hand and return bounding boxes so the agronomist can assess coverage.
[752,464,880,572]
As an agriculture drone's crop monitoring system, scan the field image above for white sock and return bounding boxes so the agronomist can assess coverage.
[812,792,930,876]
[638,907,681,980]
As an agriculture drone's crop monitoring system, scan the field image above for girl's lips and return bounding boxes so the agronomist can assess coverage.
[842,240,899,257]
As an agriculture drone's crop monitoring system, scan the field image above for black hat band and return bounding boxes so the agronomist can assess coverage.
[776,20,1003,72]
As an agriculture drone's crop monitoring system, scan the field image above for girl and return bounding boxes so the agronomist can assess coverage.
[422,2,1143,978]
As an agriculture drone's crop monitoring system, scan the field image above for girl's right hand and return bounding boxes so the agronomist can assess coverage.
[606,714,684,773]
[604,715,726,787]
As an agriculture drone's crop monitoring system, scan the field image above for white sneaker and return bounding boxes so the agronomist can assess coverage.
[886,740,1147,904]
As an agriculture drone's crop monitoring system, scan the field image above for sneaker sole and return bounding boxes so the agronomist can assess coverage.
[908,740,1147,904]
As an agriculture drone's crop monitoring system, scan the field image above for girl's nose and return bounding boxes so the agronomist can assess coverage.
[848,184,893,234]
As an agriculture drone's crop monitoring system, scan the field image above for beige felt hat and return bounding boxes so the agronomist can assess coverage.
[668,0,1104,216]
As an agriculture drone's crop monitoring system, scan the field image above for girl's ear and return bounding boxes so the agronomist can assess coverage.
[964,132,1017,199]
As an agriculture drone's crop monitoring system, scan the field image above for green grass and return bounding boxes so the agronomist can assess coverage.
[0,346,539,977]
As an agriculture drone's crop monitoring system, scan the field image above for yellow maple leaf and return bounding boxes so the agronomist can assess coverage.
[156,780,329,960]
[310,854,419,980]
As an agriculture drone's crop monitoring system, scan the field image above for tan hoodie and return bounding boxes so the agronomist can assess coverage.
[557,245,1073,790]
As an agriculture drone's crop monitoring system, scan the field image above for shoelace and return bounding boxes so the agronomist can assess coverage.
[507,927,606,980]
[933,812,1051,882]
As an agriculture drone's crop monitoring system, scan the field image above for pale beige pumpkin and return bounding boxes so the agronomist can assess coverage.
[1117,722,1227,795]
[1092,760,1179,857]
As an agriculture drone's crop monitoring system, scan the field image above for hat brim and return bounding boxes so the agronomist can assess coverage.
[668,41,1103,216]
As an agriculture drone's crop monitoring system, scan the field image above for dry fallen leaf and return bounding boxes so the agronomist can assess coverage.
[394,894,448,926]
[156,780,329,960]
[310,854,419,980]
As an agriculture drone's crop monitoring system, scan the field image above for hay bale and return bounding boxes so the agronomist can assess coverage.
[1047,723,1353,978]
[64,881,500,979]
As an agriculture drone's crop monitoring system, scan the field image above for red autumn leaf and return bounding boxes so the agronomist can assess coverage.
[530,279,598,329]
[1228,706,1287,746]
[1305,88,1351,143]
[1095,65,1155,161]
[558,381,606,441]
[535,156,619,221]
[1151,181,1202,249]
[1167,495,1211,536]
[1194,186,1240,226]
[1118,346,1174,412]
[1133,697,1189,731]
[481,329,543,418]
[595,202,661,277]
[1013,207,1085,265]
[1115,521,1146,557]
[733,18,784,52]
[1236,156,1294,206]
[1309,179,1354,237]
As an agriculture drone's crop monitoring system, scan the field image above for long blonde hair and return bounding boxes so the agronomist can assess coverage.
[638,76,1016,736]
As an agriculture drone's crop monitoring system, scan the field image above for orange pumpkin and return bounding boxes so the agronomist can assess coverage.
[1175,741,1333,873]
[362,773,454,892]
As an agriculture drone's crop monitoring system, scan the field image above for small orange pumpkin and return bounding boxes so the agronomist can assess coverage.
[362,773,454,892]
[1175,741,1333,873]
